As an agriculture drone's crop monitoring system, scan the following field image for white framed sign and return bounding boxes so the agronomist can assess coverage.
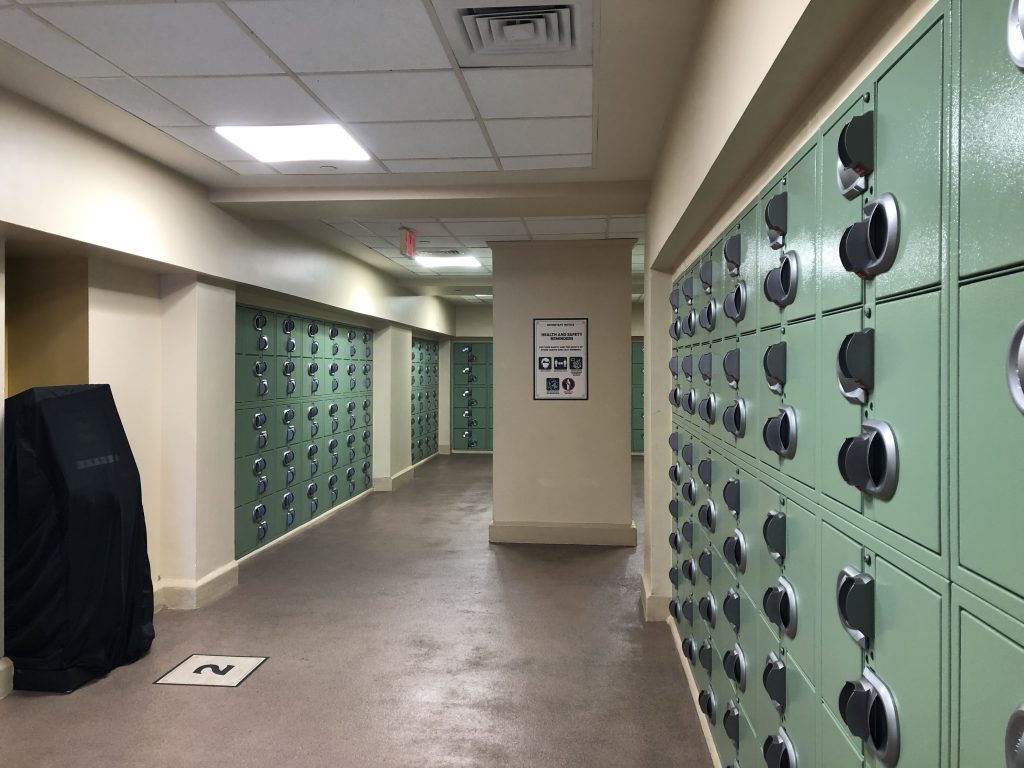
[534,318,588,400]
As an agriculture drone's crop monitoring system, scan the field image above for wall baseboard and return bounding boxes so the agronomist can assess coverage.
[439,444,451,455]
[0,657,12,700]
[667,618,723,768]
[641,573,670,621]
[156,561,239,611]
[373,464,415,492]
[489,520,637,547]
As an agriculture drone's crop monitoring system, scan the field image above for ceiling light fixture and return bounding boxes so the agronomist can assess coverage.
[214,124,370,163]
[414,254,482,268]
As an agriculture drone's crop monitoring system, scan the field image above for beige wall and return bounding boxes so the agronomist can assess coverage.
[491,240,635,545]
[0,88,454,337]
[372,325,413,488]
[87,258,164,583]
[5,253,89,396]
[454,304,494,338]
[631,303,644,337]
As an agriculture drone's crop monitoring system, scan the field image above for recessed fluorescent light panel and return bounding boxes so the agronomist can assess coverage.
[414,255,482,268]
[214,124,370,163]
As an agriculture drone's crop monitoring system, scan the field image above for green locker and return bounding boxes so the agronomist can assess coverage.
[820,95,869,313]
[235,355,275,404]
[630,429,644,453]
[730,332,760,460]
[724,206,760,336]
[735,703,762,768]
[953,587,1024,767]
[957,271,1024,601]
[818,702,864,768]
[775,319,817,490]
[277,314,299,356]
[301,319,323,357]
[236,306,274,356]
[755,326,783,467]
[871,18,946,297]
[863,292,941,553]
[234,502,269,557]
[959,0,1024,276]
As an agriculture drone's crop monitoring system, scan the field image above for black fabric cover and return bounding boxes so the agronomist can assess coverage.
[4,385,154,692]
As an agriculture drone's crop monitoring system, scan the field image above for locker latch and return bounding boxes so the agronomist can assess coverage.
[698,352,713,385]
[681,443,695,468]
[669,287,681,311]
[681,479,697,505]
[698,393,718,425]
[724,234,742,275]
[764,251,799,308]
[723,700,741,747]
[723,529,747,573]
[763,509,787,566]
[697,686,717,724]
[726,283,749,329]
[699,299,718,332]
[763,652,788,714]
[681,636,697,665]
[724,588,742,632]
[698,548,713,581]
[723,349,740,388]
[765,192,788,250]
[763,577,798,638]
[698,499,717,534]
[836,565,875,649]
[682,309,697,337]
[699,261,714,294]
[697,457,712,487]
[840,193,901,278]
[763,406,798,459]
[681,276,695,305]
[697,640,714,674]
[681,354,694,380]
[698,592,717,628]
[837,328,875,404]
[682,389,698,415]
[1006,320,1024,415]
[763,342,787,394]
[838,667,901,767]
[762,727,797,768]
[838,419,899,500]
[723,399,747,438]
[1005,706,1024,767]
[836,111,875,200]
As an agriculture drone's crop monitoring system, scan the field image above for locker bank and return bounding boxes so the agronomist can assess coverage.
[0,1,1020,766]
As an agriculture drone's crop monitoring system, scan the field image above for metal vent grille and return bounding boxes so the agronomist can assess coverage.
[460,5,573,55]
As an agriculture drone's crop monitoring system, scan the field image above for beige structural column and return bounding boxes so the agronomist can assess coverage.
[158,275,237,609]
[372,325,413,491]
[642,265,674,620]
[438,339,452,455]
[0,242,12,699]
[490,240,636,546]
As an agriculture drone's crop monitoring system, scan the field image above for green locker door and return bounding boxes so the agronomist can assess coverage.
[818,702,864,768]
[820,95,869,313]
[756,326,783,467]
[960,0,1024,275]
[277,314,299,356]
[954,587,1024,767]
[865,291,941,553]
[236,306,274,356]
[958,271,1024,599]
[725,206,760,336]
[782,656,817,768]
[781,144,818,323]
[819,308,865,513]
[778,319,817,491]
[872,18,945,297]
[819,522,866,727]
[778,497,819,688]
[861,555,944,768]
[736,704,762,768]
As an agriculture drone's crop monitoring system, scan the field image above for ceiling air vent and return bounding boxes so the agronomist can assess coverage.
[432,0,593,68]
[461,5,573,56]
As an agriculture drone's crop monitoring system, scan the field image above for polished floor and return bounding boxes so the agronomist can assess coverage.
[0,455,711,768]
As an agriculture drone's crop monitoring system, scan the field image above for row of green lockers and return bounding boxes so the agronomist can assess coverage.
[631,339,643,452]
[667,1,1024,765]
[411,338,440,464]
[235,305,375,558]
[451,341,493,451]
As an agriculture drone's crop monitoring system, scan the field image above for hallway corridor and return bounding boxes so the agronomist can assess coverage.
[0,456,710,768]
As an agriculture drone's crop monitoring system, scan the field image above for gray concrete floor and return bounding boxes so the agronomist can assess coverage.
[0,455,711,768]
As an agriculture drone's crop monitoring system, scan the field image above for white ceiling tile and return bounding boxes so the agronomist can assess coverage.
[486,117,592,156]
[267,160,386,174]
[464,67,592,119]
[353,236,393,249]
[454,236,525,247]
[324,219,374,238]
[302,72,472,123]
[525,217,608,235]
[532,232,607,240]
[162,126,253,162]
[0,8,121,78]
[384,158,497,173]
[35,3,281,76]
[410,236,463,248]
[443,220,528,238]
[390,222,451,237]
[500,154,592,170]
[347,121,490,160]
[141,76,330,126]
[228,0,451,72]
[78,77,200,126]
[222,161,277,175]
[609,216,646,233]
[358,220,408,237]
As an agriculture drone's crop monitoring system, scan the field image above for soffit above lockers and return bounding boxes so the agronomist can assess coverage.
[325,215,645,277]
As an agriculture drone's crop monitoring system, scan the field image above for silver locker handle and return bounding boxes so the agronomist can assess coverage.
[1010,0,1024,68]
[1006,320,1024,415]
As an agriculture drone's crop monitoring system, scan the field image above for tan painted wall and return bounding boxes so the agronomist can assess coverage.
[631,303,645,337]
[5,253,89,396]
[372,325,413,486]
[0,88,454,336]
[454,304,494,338]
[87,258,164,583]
[491,240,634,539]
